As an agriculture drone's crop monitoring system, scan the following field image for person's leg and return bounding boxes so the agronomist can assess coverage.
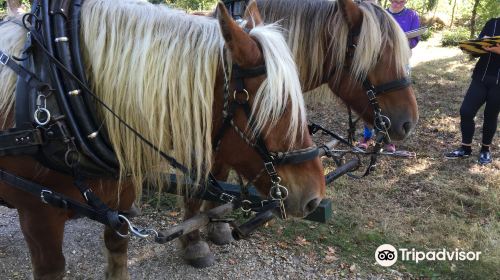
[363,125,373,140]
[358,124,374,149]
[478,82,500,164]
[446,79,487,158]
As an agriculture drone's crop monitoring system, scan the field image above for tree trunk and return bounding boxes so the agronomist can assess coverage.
[470,0,480,39]
[449,0,457,28]
[431,0,439,19]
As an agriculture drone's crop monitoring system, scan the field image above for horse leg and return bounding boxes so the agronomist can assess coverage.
[206,165,234,245]
[102,184,135,280]
[18,209,67,280]
[205,200,234,245]
[180,197,215,268]
[103,225,130,280]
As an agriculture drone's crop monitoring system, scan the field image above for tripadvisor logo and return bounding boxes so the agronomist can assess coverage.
[375,244,482,267]
[375,244,398,267]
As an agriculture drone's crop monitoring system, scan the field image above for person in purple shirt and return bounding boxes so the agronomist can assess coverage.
[387,0,420,49]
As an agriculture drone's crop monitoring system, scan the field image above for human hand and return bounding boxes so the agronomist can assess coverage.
[483,43,500,55]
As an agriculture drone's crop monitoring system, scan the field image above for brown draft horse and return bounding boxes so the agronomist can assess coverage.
[0,0,325,279]
[255,0,419,137]
[190,0,420,266]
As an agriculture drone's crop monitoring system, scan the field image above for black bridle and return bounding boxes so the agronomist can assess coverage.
[339,28,412,177]
[212,57,319,219]
[0,2,318,240]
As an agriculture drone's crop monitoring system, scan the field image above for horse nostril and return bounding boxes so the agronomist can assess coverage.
[304,197,321,215]
[402,122,412,134]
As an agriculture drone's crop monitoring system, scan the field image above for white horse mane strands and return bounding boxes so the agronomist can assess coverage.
[78,0,305,195]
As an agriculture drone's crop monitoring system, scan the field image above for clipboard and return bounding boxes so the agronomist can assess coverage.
[405,26,428,39]
[458,36,500,55]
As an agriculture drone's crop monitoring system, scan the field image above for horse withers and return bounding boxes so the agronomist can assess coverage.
[0,0,325,279]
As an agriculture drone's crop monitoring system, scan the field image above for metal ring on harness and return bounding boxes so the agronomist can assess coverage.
[233,89,249,104]
[374,114,391,131]
[118,214,159,239]
[33,108,51,126]
[270,184,289,200]
[64,149,80,167]
[241,199,252,212]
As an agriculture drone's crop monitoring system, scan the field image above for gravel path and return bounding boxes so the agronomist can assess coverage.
[0,206,389,280]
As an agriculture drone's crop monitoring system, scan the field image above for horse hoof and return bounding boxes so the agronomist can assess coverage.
[125,203,141,218]
[183,241,215,268]
[207,222,234,245]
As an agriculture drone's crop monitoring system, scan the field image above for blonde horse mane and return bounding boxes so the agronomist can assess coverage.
[79,0,305,195]
[0,19,26,129]
[257,0,410,91]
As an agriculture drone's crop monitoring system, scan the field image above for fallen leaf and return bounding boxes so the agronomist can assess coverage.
[327,246,336,255]
[324,268,336,276]
[277,241,289,249]
[167,211,180,217]
[324,254,338,264]
[295,236,310,246]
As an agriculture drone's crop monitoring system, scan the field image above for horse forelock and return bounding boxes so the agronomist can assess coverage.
[248,24,306,146]
[353,2,410,81]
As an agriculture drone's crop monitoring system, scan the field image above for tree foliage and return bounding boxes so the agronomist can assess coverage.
[1,0,498,37]
[401,0,499,38]
[150,0,217,11]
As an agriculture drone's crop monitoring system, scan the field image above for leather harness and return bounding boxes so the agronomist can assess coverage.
[0,0,320,235]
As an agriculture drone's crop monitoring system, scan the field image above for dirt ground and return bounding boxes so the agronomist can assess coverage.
[1,32,499,279]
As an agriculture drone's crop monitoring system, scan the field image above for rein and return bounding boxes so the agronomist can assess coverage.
[0,0,315,241]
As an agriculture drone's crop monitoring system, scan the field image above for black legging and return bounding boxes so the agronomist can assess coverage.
[460,78,500,146]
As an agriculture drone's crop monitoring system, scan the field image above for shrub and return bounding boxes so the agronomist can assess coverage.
[441,27,469,47]
[420,28,433,41]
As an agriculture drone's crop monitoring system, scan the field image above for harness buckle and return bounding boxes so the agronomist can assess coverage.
[40,189,53,204]
[264,162,277,176]
[366,90,376,101]
[0,52,10,66]
[219,192,235,203]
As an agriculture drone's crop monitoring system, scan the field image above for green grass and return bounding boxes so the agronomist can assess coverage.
[258,32,500,279]
[135,31,499,279]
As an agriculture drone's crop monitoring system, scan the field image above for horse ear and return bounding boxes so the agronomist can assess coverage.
[337,0,363,31]
[217,2,238,43]
[216,2,262,66]
[243,0,263,28]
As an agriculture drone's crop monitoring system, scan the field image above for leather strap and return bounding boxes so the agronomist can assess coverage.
[0,50,51,94]
[0,168,124,230]
[363,77,411,96]
[0,128,44,156]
